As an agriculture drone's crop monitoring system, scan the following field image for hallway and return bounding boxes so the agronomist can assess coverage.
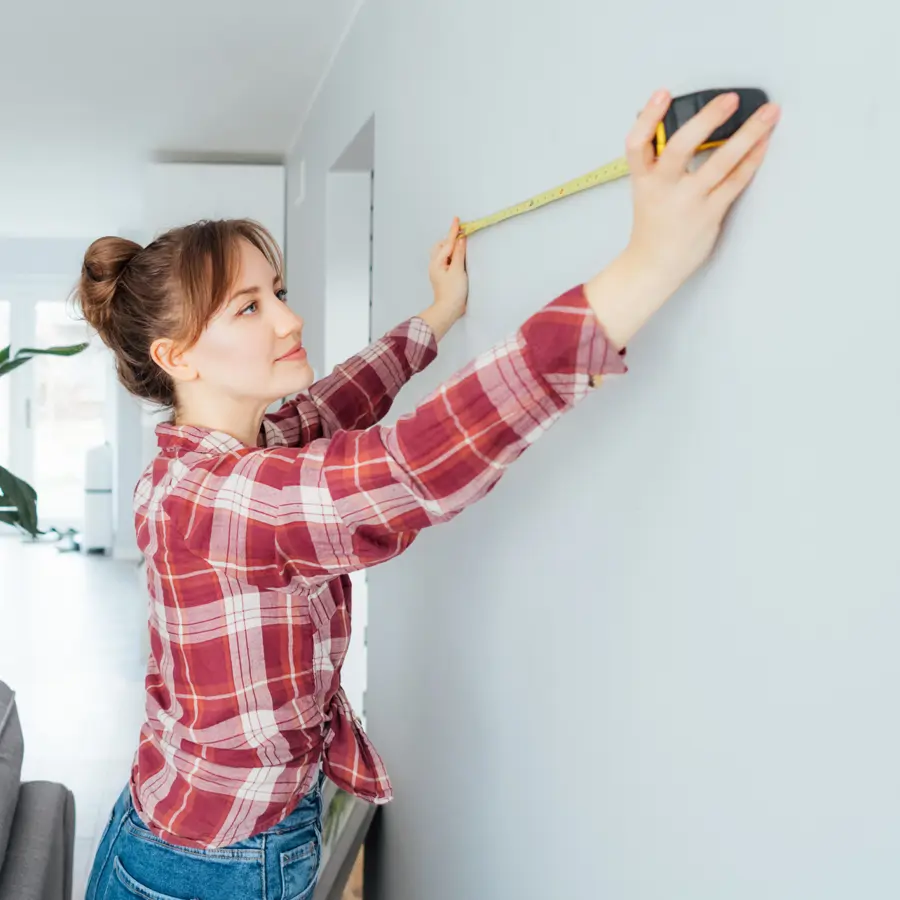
[0,533,146,898]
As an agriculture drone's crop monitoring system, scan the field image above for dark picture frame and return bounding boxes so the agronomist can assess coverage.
[313,781,378,900]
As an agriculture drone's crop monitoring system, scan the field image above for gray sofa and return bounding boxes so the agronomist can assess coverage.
[0,681,75,900]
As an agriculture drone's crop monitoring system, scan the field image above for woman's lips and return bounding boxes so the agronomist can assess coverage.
[277,343,307,362]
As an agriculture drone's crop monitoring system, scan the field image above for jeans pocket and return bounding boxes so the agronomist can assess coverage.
[271,785,322,836]
[110,856,199,900]
[280,835,320,900]
[85,790,130,900]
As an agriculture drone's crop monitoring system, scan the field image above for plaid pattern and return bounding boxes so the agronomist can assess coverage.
[129,285,626,849]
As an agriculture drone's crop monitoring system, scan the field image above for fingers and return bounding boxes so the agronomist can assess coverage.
[431,217,460,263]
[447,217,461,265]
[445,216,460,250]
[695,103,780,193]
[625,89,670,177]
[430,239,447,261]
[443,215,466,270]
[709,134,772,214]
[450,232,466,270]
[655,92,742,177]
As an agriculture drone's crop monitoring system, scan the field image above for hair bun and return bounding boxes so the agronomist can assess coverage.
[77,236,142,337]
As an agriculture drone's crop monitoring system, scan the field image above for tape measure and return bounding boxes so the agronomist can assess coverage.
[459,88,768,238]
[459,156,631,237]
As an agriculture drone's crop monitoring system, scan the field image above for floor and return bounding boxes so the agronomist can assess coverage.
[1,532,366,900]
[345,849,364,899]
[0,531,147,899]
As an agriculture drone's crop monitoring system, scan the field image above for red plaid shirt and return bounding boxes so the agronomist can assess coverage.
[129,284,626,848]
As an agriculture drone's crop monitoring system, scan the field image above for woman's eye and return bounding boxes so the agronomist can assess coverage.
[239,301,258,316]
[276,288,288,302]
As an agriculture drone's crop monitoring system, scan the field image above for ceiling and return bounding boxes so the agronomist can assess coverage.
[0,0,361,239]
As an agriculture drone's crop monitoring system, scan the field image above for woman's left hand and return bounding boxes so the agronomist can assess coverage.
[428,217,468,323]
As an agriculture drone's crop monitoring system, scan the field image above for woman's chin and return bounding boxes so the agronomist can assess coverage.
[275,364,315,397]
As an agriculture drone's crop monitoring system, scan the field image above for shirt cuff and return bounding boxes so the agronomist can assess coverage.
[519,284,628,402]
[403,316,440,373]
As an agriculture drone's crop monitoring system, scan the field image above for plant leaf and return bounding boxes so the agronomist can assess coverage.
[0,342,90,379]
[0,357,33,378]
[0,345,9,366]
[15,342,90,358]
[0,465,39,537]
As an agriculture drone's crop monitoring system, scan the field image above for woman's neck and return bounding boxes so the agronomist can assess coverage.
[174,387,269,448]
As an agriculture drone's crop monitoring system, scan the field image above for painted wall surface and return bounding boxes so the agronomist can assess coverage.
[287,2,900,897]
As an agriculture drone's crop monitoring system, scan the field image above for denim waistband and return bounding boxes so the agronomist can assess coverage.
[121,760,325,845]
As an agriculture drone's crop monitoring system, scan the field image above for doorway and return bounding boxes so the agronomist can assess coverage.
[325,115,375,725]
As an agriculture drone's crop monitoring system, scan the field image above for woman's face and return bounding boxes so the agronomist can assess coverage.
[177,239,314,405]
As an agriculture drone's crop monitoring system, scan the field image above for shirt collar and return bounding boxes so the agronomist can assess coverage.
[156,419,290,456]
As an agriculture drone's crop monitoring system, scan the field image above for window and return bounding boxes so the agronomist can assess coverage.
[29,302,109,525]
[0,301,9,469]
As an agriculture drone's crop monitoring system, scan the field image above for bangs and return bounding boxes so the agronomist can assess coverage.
[173,219,284,347]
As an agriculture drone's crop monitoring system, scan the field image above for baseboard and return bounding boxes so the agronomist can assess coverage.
[112,546,142,562]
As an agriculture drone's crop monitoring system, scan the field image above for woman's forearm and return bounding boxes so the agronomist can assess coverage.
[583,250,679,350]
[416,302,460,343]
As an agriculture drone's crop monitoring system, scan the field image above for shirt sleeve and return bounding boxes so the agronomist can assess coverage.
[260,317,438,447]
[167,285,627,590]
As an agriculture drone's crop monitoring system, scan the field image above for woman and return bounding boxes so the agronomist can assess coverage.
[80,89,778,900]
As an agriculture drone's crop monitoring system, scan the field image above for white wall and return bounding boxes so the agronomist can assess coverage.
[324,172,371,373]
[287,2,900,898]
[111,164,288,559]
[142,164,286,247]
[322,157,375,722]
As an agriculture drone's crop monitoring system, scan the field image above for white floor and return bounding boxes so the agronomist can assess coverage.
[0,532,147,900]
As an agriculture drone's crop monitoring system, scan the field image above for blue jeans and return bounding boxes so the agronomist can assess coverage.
[85,773,324,900]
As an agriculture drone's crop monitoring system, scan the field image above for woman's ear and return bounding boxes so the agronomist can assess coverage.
[150,337,198,385]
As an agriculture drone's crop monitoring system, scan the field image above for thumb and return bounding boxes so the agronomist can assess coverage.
[450,235,466,269]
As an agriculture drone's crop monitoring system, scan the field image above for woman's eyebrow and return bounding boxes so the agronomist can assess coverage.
[229,277,280,303]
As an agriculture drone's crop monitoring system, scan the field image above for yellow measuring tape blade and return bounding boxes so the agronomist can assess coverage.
[459,155,631,237]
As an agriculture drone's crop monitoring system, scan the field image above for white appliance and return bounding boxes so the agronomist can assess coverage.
[83,441,113,553]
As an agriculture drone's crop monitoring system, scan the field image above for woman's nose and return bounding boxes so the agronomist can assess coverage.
[273,298,304,335]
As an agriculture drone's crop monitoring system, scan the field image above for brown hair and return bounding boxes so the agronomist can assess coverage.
[74,219,283,408]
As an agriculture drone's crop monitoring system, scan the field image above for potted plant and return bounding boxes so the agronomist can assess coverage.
[0,341,89,536]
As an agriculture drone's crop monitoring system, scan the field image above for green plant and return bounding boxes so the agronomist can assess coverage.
[322,788,352,847]
[0,341,89,536]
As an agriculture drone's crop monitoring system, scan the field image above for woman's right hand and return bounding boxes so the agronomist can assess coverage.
[584,88,780,348]
[625,88,780,291]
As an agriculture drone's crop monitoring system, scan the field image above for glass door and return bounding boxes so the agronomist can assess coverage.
[1,289,109,532]
[29,301,109,526]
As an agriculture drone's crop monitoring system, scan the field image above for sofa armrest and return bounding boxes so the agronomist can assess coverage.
[0,782,75,900]
[0,681,25,867]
